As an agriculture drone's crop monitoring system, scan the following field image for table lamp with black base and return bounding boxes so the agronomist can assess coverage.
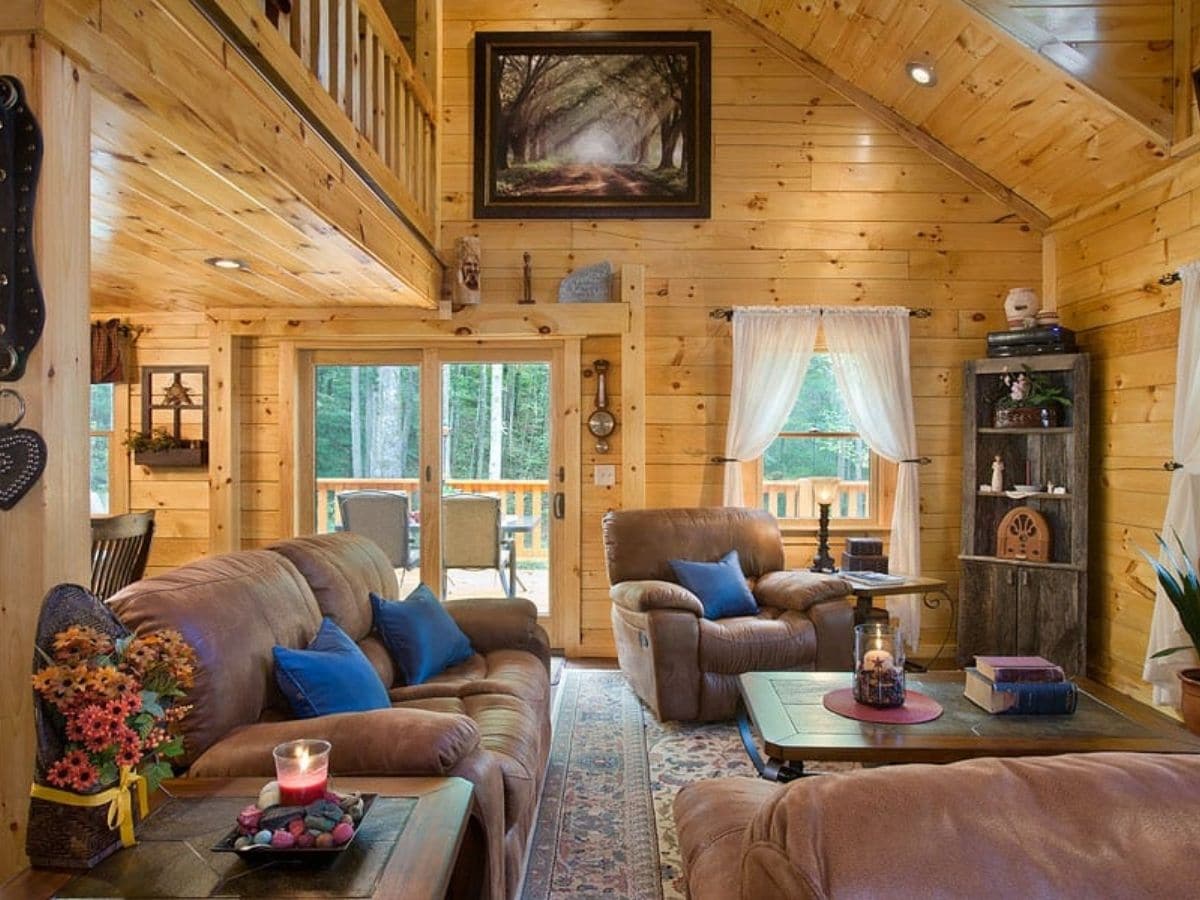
[810,476,841,573]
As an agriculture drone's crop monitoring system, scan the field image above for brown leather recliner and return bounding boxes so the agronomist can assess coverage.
[602,508,852,721]
[675,752,1200,899]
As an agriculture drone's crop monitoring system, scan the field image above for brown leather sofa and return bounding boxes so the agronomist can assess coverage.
[675,752,1200,899]
[107,532,550,900]
[602,507,852,721]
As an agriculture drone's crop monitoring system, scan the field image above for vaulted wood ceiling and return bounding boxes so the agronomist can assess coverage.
[715,0,1188,224]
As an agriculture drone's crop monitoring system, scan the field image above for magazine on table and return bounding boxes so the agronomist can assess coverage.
[840,571,908,586]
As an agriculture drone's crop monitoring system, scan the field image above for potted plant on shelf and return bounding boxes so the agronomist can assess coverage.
[1142,532,1200,734]
[125,427,207,467]
[992,365,1072,428]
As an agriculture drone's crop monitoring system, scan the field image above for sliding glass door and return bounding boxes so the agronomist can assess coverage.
[307,346,563,630]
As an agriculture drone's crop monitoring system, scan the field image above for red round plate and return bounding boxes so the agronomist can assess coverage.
[822,687,943,724]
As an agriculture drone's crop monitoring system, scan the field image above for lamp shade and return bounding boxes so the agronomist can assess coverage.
[812,476,841,506]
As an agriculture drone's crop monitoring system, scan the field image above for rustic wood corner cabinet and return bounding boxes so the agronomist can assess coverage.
[958,353,1089,675]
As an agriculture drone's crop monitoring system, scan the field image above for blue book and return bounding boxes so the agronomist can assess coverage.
[964,668,1078,715]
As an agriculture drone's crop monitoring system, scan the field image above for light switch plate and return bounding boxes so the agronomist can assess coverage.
[593,464,616,487]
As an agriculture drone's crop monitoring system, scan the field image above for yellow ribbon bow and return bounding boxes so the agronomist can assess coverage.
[30,765,150,848]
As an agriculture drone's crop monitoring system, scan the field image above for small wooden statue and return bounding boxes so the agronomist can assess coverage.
[990,456,1005,493]
[452,236,481,312]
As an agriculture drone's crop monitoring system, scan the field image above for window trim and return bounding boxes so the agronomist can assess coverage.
[90,383,131,517]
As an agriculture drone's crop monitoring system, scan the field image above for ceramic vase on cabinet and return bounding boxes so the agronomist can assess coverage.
[1004,288,1040,329]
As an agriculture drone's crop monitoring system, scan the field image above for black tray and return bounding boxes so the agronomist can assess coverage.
[211,793,377,861]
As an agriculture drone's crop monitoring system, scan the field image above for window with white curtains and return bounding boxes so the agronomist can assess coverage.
[758,353,888,526]
[723,305,921,647]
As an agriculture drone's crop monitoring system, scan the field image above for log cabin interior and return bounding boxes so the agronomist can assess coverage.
[4,0,1200,896]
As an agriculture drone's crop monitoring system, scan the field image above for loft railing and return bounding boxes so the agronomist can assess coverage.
[762,479,870,520]
[316,478,550,561]
[212,0,438,239]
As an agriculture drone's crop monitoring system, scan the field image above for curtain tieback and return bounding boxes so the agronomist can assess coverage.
[900,457,931,465]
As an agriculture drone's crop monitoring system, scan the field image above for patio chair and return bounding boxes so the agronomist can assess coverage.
[442,493,514,598]
[337,490,420,587]
[90,510,156,600]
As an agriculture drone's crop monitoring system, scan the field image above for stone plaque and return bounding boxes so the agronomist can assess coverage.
[557,261,612,303]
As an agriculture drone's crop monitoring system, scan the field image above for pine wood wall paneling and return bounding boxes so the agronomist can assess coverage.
[442,2,1042,658]
[0,31,92,882]
[1052,156,1197,706]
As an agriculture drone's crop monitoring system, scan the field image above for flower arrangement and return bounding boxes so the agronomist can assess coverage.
[31,625,198,794]
[123,428,197,454]
[994,365,1073,411]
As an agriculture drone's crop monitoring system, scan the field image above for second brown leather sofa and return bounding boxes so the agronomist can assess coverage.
[107,532,549,900]
[675,752,1200,899]
[603,507,853,721]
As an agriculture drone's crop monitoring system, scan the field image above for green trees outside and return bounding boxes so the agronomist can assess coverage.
[762,355,870,517]
[314,364,550,482]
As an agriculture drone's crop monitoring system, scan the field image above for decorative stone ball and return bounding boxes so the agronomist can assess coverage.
[296,831,316,849]
[286,817,306,837]
[253,829,273,846]
[234,835,253,850]
[270,829,296,849]
[314,832,334,849]
[331,821,354,845]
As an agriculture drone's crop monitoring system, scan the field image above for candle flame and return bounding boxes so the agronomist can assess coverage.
[297,745,310,773]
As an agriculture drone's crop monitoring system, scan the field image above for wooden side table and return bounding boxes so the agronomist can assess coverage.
[844,575,949,626]
[1,776,472,900]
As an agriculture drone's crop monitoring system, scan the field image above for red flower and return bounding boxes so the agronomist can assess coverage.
[45,759,75,789]
[115,744,141,768]
[63,749,92,771]
[69,764,99,792]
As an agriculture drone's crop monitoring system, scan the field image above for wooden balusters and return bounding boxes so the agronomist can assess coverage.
[250,0,437,230]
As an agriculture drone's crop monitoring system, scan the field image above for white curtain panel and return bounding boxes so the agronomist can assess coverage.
[1143,260,1200,706]
[822,307,923,648]
[723,307,821,506]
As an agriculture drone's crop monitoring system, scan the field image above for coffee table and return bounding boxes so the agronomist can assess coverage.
[0,776,472,900]
[738,671,1200,780]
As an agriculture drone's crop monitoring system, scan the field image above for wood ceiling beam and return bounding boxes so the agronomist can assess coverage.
[951,0,1173,145]
[710,1,1052,230]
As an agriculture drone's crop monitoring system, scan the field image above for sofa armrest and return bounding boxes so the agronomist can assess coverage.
[443,596,551,671]
[188,708,480,778]
[611,580,704,617]
[754,570,851,613]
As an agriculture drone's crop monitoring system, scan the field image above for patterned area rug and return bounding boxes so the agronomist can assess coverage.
[521,668,855,899]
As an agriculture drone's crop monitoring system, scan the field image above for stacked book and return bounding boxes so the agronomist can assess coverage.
[964,656,1078,715]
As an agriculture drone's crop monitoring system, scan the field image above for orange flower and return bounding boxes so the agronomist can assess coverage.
[52,626,113,663]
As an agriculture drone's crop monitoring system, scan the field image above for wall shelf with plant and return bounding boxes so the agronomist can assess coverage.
[132,366,208,468]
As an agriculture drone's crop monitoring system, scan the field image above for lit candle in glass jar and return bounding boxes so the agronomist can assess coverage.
[274,739,331,806]
[863,648,894,669]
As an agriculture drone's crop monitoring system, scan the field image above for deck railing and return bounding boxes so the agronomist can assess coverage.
[220,0,438,237]
[762,479,870,520]
[317,478,550,561]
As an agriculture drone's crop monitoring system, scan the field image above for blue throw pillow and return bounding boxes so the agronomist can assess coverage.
[370,584,474,685]
[669,549,759,620]
[273,618,391,719]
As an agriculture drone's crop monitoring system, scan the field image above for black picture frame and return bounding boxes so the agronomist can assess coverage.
[473,31,711,219]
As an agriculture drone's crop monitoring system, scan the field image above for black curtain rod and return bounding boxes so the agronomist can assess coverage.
[709,307,933,321]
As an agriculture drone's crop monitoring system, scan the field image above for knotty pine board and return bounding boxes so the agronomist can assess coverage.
[1053,157,1197,707]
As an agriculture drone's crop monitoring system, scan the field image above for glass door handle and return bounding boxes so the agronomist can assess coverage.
[553,492,565,519]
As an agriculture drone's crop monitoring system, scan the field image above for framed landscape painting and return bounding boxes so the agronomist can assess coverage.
[474,31,711,219]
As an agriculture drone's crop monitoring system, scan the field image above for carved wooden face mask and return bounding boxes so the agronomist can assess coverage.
[0,388,46,510]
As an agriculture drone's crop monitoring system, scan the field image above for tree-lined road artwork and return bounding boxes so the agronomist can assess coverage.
[491,49,694,201]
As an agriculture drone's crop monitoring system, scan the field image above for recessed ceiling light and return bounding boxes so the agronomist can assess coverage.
[906,62,937,87]
[205,257,248,271]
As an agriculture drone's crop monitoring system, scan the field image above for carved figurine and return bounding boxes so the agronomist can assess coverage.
[990,456,1005,493]
[452,236,481,312]
[520,251,534,304]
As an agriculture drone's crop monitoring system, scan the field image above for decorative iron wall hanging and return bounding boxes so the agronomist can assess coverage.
[0,75,44,382]
[0,388,47,510]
